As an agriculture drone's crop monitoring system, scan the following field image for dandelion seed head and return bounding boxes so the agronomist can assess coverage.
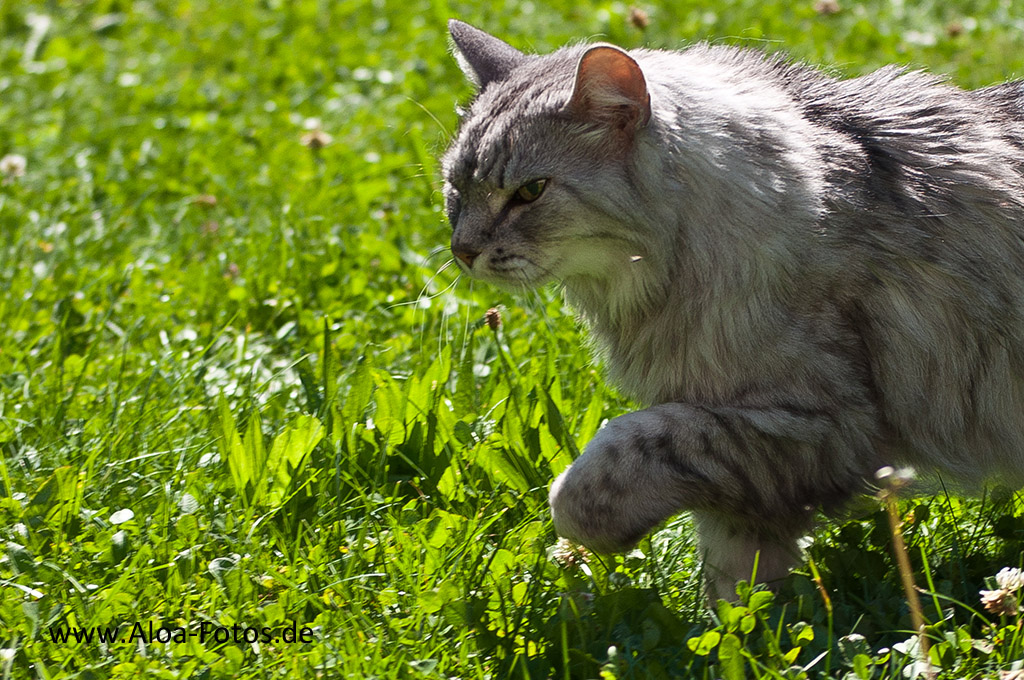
[1,153,26,181]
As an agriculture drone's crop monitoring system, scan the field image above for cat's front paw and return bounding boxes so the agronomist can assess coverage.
[549,463,649,554]
[548,411,707,553]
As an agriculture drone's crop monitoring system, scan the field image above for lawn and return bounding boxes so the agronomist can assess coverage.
[1,0,1023,678]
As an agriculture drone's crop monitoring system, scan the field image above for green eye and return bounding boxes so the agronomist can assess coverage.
[515,179,547,203]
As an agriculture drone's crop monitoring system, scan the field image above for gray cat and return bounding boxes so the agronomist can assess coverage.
[441,19,1024,600]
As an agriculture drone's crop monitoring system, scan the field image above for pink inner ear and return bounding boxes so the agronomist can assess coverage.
[571,46,651,129]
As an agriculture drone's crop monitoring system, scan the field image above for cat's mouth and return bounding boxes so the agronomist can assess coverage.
[455,250,554,289]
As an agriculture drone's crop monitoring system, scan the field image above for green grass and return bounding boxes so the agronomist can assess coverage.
[1,0,1023,678]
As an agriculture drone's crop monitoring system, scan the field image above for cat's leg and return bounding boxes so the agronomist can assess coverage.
[691,510,811,601]
[548,402,874,598]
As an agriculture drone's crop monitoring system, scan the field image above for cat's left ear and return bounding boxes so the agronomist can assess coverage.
[568,45,651,135]
[449,20,528,89]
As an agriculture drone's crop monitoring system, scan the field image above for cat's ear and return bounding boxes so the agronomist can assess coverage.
[568,45,651,135]
[449,20,528,89]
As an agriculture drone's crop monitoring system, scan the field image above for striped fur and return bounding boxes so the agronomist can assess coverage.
[442,20,1024,600]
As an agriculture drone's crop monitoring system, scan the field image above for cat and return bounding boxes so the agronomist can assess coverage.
[440,19,1024,601]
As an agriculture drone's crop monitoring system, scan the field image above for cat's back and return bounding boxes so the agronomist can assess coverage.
[624,42,1024,485]
[642,42,1024,146]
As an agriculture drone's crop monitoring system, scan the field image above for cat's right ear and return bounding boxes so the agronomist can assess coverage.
[448,20,527,89]
[568,45,651,137]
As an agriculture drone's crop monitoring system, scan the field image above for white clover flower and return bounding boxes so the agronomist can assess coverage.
[980,567,1024,616]
[874,465,916,485]
[994,567,1024,593]
[980,588,1019,616]
[548,537,590,569]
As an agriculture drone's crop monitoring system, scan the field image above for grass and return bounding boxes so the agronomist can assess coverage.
[1,0,1023,677]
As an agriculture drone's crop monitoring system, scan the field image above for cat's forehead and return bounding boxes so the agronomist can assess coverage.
[444,49,581,183]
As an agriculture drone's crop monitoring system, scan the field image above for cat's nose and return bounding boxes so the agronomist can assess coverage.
[452,246,480,269]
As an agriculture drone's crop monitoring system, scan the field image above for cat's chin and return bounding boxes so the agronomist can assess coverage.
[472,273,551,293]
[463,264,555,291]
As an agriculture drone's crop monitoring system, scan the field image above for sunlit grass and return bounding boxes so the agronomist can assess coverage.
[1,1,1022,677]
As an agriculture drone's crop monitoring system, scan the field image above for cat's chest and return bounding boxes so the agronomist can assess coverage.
[587,297,800,406]
[591,310,729,405]
[566,267,812,405]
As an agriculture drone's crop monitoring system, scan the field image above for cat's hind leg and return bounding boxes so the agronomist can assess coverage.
[691,509,810,602]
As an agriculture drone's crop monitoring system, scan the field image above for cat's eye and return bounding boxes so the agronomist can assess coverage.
[515,179,547,203]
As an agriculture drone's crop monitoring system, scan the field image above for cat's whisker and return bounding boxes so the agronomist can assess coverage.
[509,271,563,341]
[396,167,438,181]
[527,286,562,339]
[386,259,459,312]
[433,270,463,358]
[405,95,451,138]
[424,244,455,263]
[457,278,476,360]
[421,263,465,352]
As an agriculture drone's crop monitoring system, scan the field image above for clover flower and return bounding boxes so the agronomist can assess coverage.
[549,537,590,569]
[980,566,1024,616]
[995,567,1024,592]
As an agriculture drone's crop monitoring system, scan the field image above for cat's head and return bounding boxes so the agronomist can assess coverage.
[442,21,653,290]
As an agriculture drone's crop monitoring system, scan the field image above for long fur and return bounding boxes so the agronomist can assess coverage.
[442,20,1024,599]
